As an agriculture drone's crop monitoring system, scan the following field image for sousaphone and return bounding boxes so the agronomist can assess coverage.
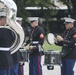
[0,0,25,54]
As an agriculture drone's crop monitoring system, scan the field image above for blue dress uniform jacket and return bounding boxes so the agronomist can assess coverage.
[26,26,45,56]
[0,28,14,68]
[56,27,76,59]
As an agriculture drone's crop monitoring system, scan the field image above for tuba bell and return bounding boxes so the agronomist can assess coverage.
[0,0,25,54]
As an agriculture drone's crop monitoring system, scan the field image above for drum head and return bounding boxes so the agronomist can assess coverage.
[47,33,55,45]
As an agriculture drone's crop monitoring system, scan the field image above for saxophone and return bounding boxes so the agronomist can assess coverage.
[0,0,25,54]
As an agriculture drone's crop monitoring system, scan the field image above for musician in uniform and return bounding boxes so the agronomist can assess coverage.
[55,18,76,75]
[10,17,24,75]
[0,9,14,75]
[24,17,45,75]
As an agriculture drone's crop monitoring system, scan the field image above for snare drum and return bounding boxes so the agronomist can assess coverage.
[19,48,29,62]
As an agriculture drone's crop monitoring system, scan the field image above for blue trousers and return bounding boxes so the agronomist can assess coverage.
[18,63,24,75]
[29,56,42,75]
[61,59,75,75]
[10,63,19,75]
[0,68,11,75]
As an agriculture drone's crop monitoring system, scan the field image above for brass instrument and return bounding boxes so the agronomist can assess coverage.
[0,0,25,54]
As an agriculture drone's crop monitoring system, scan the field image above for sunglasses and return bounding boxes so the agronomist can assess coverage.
[0,16,6,20]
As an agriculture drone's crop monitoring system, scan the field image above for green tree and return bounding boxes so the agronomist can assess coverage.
[60,0,76,19]
[13,0,59,33]
[14,0,58,19]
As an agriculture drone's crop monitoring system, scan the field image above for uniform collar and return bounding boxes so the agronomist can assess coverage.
[32,26,38,29]
[67,27,74,31]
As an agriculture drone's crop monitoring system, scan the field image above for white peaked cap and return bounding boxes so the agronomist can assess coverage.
[28,17,39,22]
[0,9,6,16]
[16,17,23,21]
[64,17,76,24]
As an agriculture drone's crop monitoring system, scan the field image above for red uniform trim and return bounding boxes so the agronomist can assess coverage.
[40,33,44,39]
[38,56,41,75]
[73,34,76,38]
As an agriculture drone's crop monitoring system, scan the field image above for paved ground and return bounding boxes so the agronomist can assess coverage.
[24,56,76,75]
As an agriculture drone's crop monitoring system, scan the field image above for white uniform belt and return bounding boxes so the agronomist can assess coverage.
[0,47,10,51]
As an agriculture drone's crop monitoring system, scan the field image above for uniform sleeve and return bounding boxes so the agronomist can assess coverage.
[62,32,76,47]
[55,41,63,46]
[38,27,45,46]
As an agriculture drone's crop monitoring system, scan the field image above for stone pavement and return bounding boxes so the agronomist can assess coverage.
[24,56,76,75]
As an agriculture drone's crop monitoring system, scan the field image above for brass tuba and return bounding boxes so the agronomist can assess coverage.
[0,0,25,54]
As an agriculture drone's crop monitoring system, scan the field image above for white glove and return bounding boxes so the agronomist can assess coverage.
[54,38,58,43]
[29,45,33,50]
[56,35,63,41]
[22,43,26,47]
